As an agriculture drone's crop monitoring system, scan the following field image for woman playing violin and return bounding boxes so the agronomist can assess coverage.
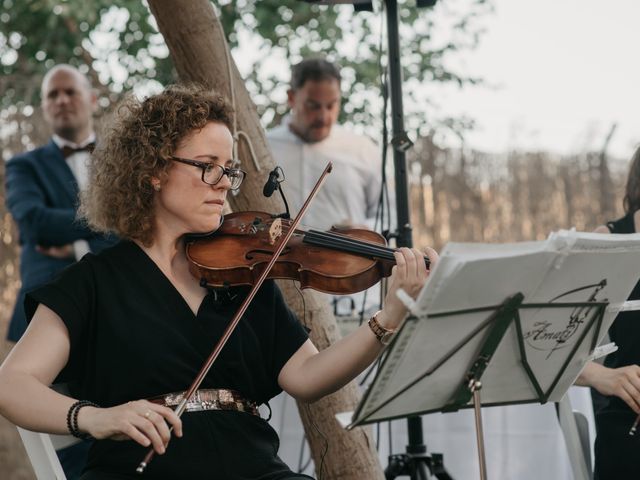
[0,85,437,480]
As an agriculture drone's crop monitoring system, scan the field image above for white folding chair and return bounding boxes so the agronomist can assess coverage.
[16,383,80,480]
[557,394,593,480]
[16,426,78,480]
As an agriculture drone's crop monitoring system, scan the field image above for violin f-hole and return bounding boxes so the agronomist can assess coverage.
[245,247,291,261]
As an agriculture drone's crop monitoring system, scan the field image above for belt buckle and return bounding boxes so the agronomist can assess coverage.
[187,390,206,412]
[156,389,256,416]
[218,389,234,408]
[164,392,184,406]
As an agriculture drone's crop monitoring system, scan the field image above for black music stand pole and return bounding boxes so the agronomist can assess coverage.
[384,1,449,479]
[385,0,413,249]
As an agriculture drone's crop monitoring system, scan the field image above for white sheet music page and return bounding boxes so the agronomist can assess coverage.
[348,231,640,427]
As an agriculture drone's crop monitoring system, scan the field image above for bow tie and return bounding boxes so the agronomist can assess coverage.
[61,142,95,158]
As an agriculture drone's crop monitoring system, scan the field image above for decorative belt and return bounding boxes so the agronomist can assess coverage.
[148,389,260,418]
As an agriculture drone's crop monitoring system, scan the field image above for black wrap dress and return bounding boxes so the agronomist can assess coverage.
[26,241,313,480]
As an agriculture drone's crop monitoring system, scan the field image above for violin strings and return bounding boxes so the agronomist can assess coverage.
[304,230,430,267]
[304,230,397,260]
[305,230,392,257]
[279,224,429,266]
[279,223,393,258]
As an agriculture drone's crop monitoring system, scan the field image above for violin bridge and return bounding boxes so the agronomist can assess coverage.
[269,218,283,245]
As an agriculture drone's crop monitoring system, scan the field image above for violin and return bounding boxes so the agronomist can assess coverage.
[186,211,430,295]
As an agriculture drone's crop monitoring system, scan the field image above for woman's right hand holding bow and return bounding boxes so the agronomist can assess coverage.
[77,400,183,454]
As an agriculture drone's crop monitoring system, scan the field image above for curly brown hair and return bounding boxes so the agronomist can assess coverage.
[623,146,640,214]
[80,84,234,246]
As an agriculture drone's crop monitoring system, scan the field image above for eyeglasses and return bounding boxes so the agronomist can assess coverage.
[171,157,246,190]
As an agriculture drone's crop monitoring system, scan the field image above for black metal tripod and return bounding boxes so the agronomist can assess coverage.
[384,418,452,480]
[382,1,452,478]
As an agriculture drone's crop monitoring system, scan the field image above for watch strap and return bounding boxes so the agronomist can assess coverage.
[368,310,395,345]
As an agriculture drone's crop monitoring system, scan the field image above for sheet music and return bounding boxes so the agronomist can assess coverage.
[350,230,640,426]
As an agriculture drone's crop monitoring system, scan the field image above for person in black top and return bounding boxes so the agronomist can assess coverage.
[575,145,640,479]
[0,85,436,480]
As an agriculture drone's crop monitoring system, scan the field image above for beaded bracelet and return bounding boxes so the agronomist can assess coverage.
[66,400,99,439]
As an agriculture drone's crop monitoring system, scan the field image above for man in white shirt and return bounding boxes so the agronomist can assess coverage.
[267,57,382,232]
[4,64,116,478]
[267,58,386,317]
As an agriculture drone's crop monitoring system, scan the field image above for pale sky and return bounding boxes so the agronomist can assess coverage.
[433,0,640,160]
[232,0,639,161]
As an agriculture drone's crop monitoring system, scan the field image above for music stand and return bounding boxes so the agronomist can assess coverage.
[339,230,640,479]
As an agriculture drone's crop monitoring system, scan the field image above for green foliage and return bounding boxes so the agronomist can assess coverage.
[217,0,491,137]
[0,0,174,110]
[1,0,491,139]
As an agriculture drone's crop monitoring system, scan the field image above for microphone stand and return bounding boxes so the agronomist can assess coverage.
[275,182,291,219]
[383,1,451,479]
[264,166,291,219]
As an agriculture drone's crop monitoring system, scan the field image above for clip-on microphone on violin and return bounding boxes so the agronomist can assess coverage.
[263,166,290,219]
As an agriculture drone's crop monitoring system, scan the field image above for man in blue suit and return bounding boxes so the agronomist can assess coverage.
[4,64,116,478]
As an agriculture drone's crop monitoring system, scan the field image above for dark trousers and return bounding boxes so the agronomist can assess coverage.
[594,411,640,480]
[57,440,92,480]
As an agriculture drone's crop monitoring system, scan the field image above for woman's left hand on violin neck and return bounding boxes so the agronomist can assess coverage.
[376,246,438,331]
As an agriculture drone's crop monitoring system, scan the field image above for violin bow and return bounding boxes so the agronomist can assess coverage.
[136,162,333,473]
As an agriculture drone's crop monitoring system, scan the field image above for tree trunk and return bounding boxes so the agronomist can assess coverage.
[147,1,384,478]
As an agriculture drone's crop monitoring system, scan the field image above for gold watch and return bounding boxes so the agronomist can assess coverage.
[368,310,395,346]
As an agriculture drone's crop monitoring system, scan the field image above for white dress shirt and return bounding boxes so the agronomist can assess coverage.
[267,119,386,316]
[267,120,382,231]
[52,133,96,260]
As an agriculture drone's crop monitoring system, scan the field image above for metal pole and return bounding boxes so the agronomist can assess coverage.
[385,0,413,249]
[471,382,488,480]
[385,1,427,478]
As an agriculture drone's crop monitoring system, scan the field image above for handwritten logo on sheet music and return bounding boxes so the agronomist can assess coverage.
[523,280,606,359]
